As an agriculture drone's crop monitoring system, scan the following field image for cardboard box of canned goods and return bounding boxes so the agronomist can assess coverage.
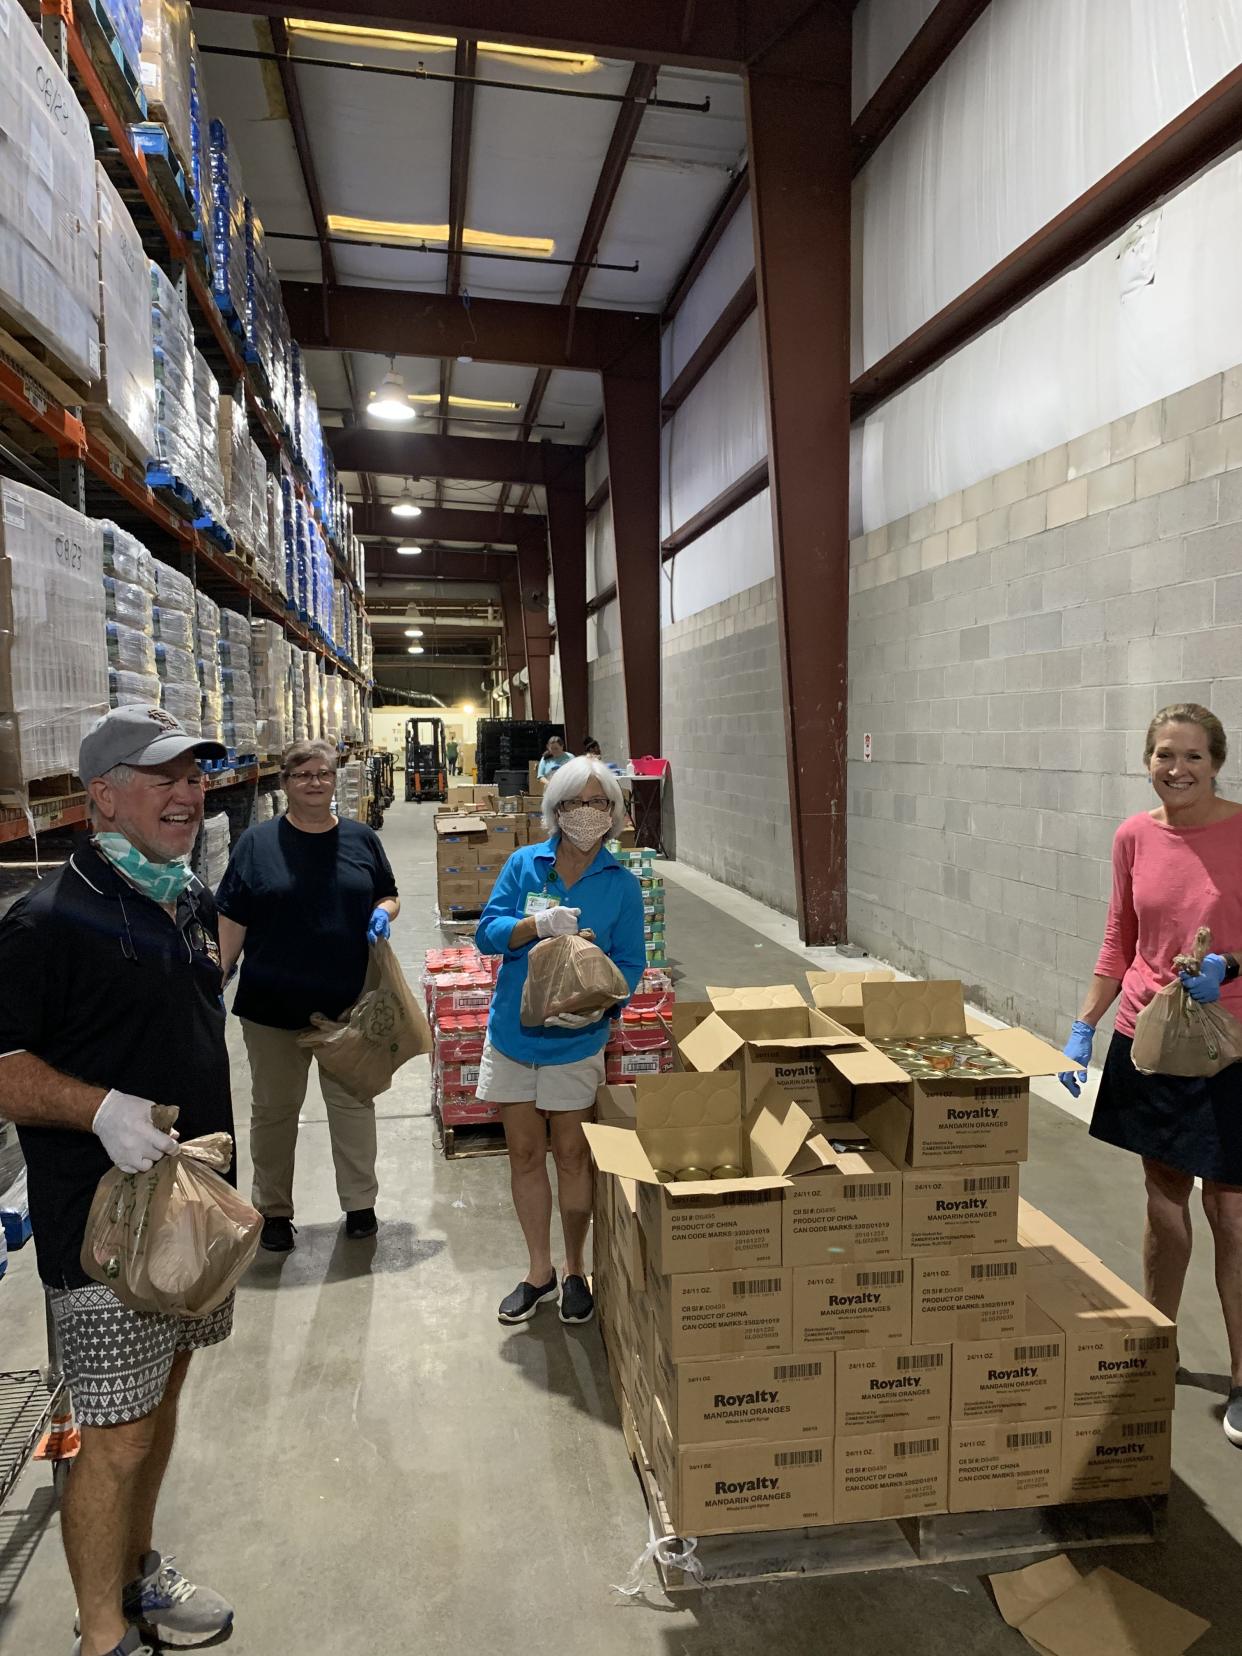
[650,1399,833,1535]
[950,1303,1065,1422]
[1016,1196,1102,1271]
[1026,1257,1176,1417]
[901,1165,1019,1257]
[648,1263,792,1360]
[781,1133,902,1266]
[853,981,1064,1169]
[583,1074,821,1275]
[652,1343,834,1446]
[803,969,896,1034]
[1060,1412,1172,1503]
[833,1428,948,1523]
[792,1261,911,1352]
[835,1344,950,1437]
[678,985,909,1121]
[949,1419,1063,1513]
[910,1253,1025,1345]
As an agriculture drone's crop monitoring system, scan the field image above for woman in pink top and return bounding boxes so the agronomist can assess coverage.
[1060,703,1242,1448]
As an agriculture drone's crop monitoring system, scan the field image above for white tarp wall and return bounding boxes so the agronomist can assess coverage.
[857,0,1242,529]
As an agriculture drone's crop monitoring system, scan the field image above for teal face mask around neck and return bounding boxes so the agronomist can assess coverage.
[95,833,196,904]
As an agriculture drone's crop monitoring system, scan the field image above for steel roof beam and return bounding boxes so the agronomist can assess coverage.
[851,0,993,176]
[353,506,543,542]
[329,428,584,484]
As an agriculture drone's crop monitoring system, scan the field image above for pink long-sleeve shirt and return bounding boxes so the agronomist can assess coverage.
[1096,810,1242,1037]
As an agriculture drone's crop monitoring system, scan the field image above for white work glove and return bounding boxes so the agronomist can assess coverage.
[92,1090,180,1174]
[545,1008,605,1029]
[534,905,580,939]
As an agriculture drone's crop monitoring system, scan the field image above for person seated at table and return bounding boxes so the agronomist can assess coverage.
[536,736,573,782]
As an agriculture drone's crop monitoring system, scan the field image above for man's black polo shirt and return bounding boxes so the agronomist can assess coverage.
[0,840,233,1288]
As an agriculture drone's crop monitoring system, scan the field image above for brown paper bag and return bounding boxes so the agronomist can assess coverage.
[520,934,630,1026]
[298,937,433,1098]
[81,1112,261,1319]
[1131,926,1242,1078]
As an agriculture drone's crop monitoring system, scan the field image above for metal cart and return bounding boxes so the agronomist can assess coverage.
[1,1291,74,1508]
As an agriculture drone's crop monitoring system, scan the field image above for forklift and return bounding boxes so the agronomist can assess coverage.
[367,751,395,828]
[404,716,448,802]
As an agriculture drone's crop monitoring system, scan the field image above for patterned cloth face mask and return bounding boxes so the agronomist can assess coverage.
[95,833,196,903]
[558,806,610,851]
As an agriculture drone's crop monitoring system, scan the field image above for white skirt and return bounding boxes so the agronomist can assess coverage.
[476,1039,605,1113]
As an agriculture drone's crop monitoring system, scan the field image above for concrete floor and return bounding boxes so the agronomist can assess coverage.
[2,802,1240,1653]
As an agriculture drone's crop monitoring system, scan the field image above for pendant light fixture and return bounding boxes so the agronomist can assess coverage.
[369,359,416,421]
[391,479,422,518]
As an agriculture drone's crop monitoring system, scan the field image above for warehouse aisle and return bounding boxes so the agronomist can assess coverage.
[3,805,1242,1653]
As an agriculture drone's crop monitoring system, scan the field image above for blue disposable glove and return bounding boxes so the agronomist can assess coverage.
[1058,1019,1094,1098]
[1180,953,1227,1003]
[367,907,391,944]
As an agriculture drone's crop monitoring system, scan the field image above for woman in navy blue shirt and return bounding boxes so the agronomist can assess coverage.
[475,757,644,1328]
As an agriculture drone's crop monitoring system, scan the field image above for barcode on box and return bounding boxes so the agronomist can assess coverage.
[1122,1419,1168,1439]
[621,1055,661,1074]
[856,1269,905,1287]
[962,1175,1012,1193]
[721,1192,769,1206]
[1006,1430,1054,1449]
[981,1086,1024,1101]
[774,1448,823,1468]
[893,1437,940,1458]
[841,1181,893,1199]
[970,1261,1019,1280]
[461,1066,480,1086]
[896,1351,945,1372]
[1124,1335,1171,1353]
[731,1278,783,1298]
[773,1362,822,1381]
[1014,1343,1061,1361]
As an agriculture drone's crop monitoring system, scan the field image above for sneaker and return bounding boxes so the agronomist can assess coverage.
[498,1273,558,1324]
[559,1274,595,1325]
[345,1207,378,1239]
[123,1551,234,1648]
[71,1626,151,1656]
[260,1216,295,1252]
[1224,1386,1242,1447]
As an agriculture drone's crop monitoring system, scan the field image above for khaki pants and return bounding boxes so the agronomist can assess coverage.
[241,1019,379,1218]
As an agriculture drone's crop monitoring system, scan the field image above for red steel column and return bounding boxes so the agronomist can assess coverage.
[746,5,852,945]
[500,576,528,717]
[515,522,552,721]
[545,455,589,745]
[602,327,662,756]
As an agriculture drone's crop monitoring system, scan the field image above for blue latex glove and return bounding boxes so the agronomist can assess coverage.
[1058,1019,1095,1098]
[366,907,391,944]
[1180,953,1227,1003]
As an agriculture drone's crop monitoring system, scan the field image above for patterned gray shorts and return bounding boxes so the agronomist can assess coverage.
[47,1284,234,1427]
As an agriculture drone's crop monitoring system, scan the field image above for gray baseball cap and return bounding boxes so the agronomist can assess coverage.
[79,704,227,785]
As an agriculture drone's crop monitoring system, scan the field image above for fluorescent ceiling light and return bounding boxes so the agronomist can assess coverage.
[396,545,422,555]
[327,214,554,259]
[408,393,520,412]
[286,20,599,69]
[407,645,425,654]
[368,366,416,421]
[404,628,424,637]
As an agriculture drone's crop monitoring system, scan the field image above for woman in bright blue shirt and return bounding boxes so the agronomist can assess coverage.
[535,736,573,781]
[475,756,644,1328]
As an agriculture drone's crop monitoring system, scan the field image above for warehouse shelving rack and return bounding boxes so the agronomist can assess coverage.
[0,0,373,845]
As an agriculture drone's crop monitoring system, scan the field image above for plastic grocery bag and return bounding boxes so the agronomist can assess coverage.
[520,934,631,1027]
[1131,927,1242,1078]
[298,937,433,1098]
[81,1110,261,1319]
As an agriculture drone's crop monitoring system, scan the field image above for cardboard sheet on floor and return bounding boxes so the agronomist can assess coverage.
[989,1556,1209,1656]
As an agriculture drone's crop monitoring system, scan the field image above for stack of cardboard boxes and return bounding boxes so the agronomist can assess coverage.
[434,812,522,922]
[588,979,1174,1539]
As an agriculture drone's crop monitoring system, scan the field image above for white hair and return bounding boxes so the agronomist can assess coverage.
[87,762,137,826]
[542,756,626,835]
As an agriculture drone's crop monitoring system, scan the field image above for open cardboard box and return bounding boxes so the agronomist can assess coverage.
[584,1072,876,1274]
[676,985,909,1121]
[804,969,896,1033]
[853,981,1065,1168]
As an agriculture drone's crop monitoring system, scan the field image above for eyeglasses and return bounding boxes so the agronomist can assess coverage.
[559,797,612,813]
[288,769,335,785]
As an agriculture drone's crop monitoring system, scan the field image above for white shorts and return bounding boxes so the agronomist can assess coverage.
[476,1039,605,1113]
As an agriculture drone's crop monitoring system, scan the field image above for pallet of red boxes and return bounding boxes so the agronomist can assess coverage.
[606,970,676,1084]
[424,947,499,1127]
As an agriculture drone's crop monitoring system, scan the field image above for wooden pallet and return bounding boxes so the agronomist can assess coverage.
[432,1103,508,1161]
[624,1431,1163,1592]
[0,317,93,411]
[83,406,150,482]
[437,908,482,937]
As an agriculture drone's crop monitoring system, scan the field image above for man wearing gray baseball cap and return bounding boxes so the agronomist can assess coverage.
[0,705,236,1656]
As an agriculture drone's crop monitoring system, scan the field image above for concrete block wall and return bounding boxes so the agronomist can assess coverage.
[848,366,1242,1041]
[588,580,797,914]
[663,579,795,913]
[585,651,628,765]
